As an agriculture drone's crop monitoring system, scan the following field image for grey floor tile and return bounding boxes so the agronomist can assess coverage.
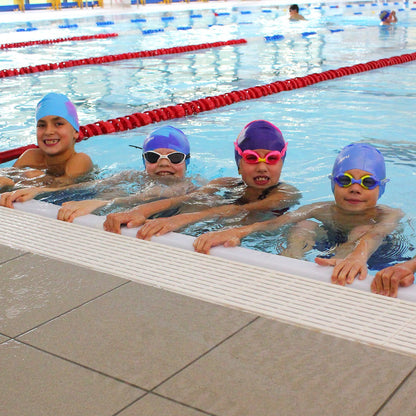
[377,368,416,415]
[156,318,416,416]
[0,334,9,343]
[0,253,126,337]
[19,282,256,390]
[0,243,26,263]
[0,340,144,416]
[118,393,208,416]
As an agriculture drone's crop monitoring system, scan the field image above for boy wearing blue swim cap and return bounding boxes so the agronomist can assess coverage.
[103,120,300,237]
[193,143,403,288]
[379,9,397,25]
[0,93,93,200]
[53,125,196,223]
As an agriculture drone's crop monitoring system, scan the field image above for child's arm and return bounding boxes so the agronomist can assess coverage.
[371,257,416,298]
[102,178,231,234]
[315,207,404,285]
[0,176,15,189]
[193,202,324,254]
[137,183,301,240]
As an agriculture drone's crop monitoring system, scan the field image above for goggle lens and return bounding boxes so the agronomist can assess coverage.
[143,151,187,164]
[235,141,288,165]
[334,173,379,190]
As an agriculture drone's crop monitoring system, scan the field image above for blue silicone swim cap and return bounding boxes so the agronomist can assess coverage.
[35,93,79,132]
[379,10,390,21]
[331,143,389,199]
[142,126,190,166]
[234,120,286,167]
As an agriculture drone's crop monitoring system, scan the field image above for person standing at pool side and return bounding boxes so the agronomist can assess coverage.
[289,4,306,21]
[379,10,397,25]
[192,143,403,287]
[103,120,301,236]
[371,257,416,297]
[0,93,93,191]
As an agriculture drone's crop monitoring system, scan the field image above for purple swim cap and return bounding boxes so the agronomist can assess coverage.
[234,120,287,166]
[142,125,190,166]
[35,93,79,132]
[330,143,389,199]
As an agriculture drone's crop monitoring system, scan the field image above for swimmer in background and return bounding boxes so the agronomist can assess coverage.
[193,143,403,286]
[0,126,197,222]
[371,257,416,298]
[103,120,301,237]
[379,10,397,25]
[0,93,93,191]
[289,4,306,21]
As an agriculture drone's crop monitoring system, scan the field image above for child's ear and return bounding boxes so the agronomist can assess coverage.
[73,130,79,142]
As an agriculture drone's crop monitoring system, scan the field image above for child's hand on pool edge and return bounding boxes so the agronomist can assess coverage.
[315,251,368,286]
[103,210,147,234]
[193,228,244,254]
[0,187,44,208]
[371,259,416,297]
[57,199,108,223]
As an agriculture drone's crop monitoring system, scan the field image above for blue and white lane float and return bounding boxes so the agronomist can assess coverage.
[12,199,416,302]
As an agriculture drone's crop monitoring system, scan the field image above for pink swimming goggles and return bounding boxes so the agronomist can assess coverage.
[234,141,288,165]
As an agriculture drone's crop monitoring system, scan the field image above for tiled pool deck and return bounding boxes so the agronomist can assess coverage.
[2,217,416,416]
[2,1,416,415]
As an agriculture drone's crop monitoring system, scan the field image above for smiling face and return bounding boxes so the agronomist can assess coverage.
[144,148,187,179]
[333,168,379,213]
[36,115,78,156]
[238,149,283,189]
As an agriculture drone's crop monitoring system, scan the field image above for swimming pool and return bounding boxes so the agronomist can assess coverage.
[1,1,416,269]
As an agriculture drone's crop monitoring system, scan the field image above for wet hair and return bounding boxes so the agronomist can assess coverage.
[289,4,299,12]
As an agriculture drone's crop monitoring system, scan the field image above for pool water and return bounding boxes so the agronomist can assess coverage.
[1,2,415,267]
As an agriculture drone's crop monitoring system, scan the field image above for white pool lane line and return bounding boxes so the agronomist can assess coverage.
[2,206,416,357]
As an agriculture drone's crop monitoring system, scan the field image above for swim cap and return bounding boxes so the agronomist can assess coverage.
[142,125,190,166]
[330,143,389,198]
[379,10,390,21]
[35,93,79,132]
[234,120,286,166]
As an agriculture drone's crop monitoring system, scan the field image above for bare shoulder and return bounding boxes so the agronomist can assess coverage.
[377,204,405,219]
[66,152,93,178]
[13,148,45,168]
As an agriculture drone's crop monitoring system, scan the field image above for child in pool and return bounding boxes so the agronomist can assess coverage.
[102,120,300,236]
[289,4,306,21]
[379,10,397,25]
[0,93,92,191]
[56,125,195,222]
[0,126,196,222]
[192,143,403,286]
[371,257,416,298]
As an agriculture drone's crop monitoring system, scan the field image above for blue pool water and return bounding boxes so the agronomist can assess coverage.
[1,2,416,267]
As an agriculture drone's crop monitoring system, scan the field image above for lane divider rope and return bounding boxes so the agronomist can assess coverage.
[0,51,415,163]
[0,33,118,50]
[0,39,247,78]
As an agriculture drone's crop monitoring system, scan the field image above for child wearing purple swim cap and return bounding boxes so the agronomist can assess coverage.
[0,93,93,202]
[102,120,300,237]
[192,142,403,290]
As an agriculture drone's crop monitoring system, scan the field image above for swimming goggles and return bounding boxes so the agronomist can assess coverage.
[143,150,190,164]
[332,172,382,190]
[234,141,288,165]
